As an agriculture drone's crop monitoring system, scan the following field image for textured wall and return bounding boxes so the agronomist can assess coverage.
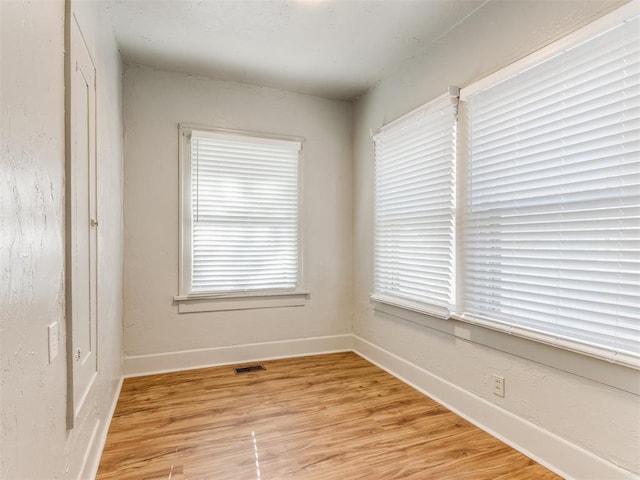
[352,0,639,475]
[122,66,353,357]
[0,2,67,476]
[0,1,124,478]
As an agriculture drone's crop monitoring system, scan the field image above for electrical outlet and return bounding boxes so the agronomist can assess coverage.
[492,374,505,397]
[48,322,59,363]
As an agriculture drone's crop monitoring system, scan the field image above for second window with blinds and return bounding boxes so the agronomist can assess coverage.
[176,127,307,313]
[372,94,457,318]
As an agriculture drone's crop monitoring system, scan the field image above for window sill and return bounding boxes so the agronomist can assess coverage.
[371,293,450,320]
[372,298,639,395]
[174,290,309,313]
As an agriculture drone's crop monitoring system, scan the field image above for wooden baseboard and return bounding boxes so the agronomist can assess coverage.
[123,334,354,377]
[352,335,636,480]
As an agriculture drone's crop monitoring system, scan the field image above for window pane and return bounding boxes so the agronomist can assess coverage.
[373,96,457,315]
[463,17,640,358]
[190,132,300,294]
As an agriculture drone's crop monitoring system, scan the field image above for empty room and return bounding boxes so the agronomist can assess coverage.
[1,0,639,478]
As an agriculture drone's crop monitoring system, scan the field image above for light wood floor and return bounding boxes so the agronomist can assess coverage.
[97,352,561,480]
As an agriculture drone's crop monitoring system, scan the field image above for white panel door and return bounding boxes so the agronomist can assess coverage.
[67,14,98,426]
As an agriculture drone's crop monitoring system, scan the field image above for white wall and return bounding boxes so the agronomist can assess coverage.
[122,66,353,367]
[352,0,639,477]
[0,1,124,478]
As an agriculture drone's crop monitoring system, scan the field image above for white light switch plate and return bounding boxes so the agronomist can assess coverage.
[48,322,59,363]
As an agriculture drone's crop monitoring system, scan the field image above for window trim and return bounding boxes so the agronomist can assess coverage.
[176,124,308,312]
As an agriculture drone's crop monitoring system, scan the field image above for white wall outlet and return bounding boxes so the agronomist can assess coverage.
[492,374,505,397]
[48,322,59,363]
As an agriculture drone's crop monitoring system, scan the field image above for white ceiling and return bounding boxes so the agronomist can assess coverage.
[106,0,487,101]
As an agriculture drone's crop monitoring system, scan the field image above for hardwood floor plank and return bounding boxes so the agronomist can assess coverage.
[98,352,561,479]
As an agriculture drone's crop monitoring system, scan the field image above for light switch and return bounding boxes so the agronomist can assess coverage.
[48,322,59,363]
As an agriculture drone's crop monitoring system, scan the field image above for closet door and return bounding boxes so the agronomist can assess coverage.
[66,13,98,427]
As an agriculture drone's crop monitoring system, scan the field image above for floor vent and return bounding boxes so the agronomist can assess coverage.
[234,364,266,374]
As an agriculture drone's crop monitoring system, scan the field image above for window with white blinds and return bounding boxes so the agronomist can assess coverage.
[460,15,640,362]
[180,128,302,295]
[372,94,457,317]
[371,7,639,366]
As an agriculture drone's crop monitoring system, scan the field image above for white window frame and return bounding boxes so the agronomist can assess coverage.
[175,125,308,313]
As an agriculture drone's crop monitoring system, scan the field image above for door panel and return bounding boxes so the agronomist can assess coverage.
[67,13,97,427]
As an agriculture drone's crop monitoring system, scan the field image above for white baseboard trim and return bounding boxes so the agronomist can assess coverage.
[352,335,636,480]
[79,377,123,480]
[123,334,354,377]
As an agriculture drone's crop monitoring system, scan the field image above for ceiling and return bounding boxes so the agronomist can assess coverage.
[106,0,487,101]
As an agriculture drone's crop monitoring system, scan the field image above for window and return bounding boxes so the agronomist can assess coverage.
[460,13,639,363]
[372,93,457,318]
[177,127,306,312]
[373,6,639,367]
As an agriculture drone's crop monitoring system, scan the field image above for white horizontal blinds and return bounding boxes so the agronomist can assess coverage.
[374,96,457,316]
[463,17,640,359]
[190,131,301,293]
